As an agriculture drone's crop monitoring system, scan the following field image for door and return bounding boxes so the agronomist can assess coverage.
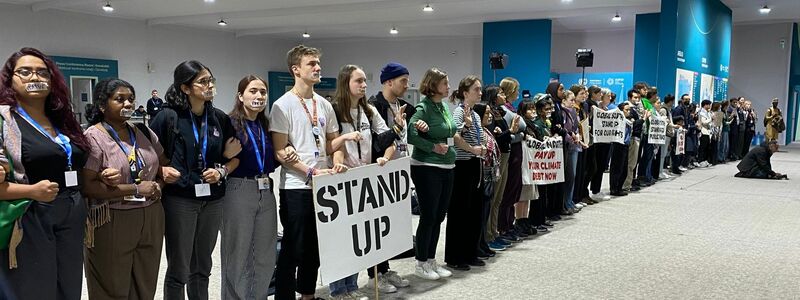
[70,76,97,126]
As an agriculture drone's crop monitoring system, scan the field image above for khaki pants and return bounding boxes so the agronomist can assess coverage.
[85,202,165,300]
[486,153,509,242]
[624,138,641,190]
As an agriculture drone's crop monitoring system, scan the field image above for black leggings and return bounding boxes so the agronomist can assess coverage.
[445,158,482,265]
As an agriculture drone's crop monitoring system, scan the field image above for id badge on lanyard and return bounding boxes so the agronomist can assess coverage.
[17,106,78,187]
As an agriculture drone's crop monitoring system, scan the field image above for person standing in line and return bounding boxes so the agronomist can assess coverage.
[149,60,242,300]
[82,78,167,300]
[446,75,486,271]
[609,102,633,196]
[498,78,527,240]
[269,45,347,300]
[483,85,518,250]
[408,67,457,281]
[696,100,713,168]
[742,100,757,156]
[637,87,659,185]
[764,98,783,142]
[544,82,569,216]
[717,100,733,163]
[221,75,303,300]
[146,89,164,121]
[327,65,405,299]
[365,62,421,293]
[473,102,501,259]
[734,97,747,160]
[585,86,611,201]
[569,84,592,205]
[624,89,646,192]
[0,47,91,300]
[658,95,675,178]
[560,90,584,213]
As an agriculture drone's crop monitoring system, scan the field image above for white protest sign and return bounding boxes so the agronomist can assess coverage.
[648,116,667,145]
[522,135,565,185]
[313,157,413,284]
[592,107,626,144]
[580,118,590,146]
[676,128,686,155]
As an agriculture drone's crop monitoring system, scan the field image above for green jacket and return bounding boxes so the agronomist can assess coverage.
[408,96,457,165]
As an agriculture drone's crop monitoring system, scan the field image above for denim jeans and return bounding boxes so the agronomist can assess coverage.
[718,132,729,162]
[329,273,359,296]
[563,150,579,209]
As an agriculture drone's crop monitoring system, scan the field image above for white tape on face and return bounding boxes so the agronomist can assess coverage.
[25,82,49,92]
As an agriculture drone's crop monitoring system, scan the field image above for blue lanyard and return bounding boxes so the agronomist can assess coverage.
[190,110,209,167]
[103,122,143,182]
[17,106,73,170]
[245,121,266,175]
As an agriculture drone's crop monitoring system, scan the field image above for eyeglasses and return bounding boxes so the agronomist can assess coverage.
[194,77,216,87]
[13,68,51,80]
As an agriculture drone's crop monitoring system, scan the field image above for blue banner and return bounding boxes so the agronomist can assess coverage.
[558,72,633,101]
[51,56,118,83]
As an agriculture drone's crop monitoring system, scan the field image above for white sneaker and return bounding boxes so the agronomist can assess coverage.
[660,172,671,179]
[679,166,688,171]
[591,193,611,201]
[415,261,440,280]
[692,161,701,167]
[575,203,585,208]
[349,290,370,300]
[428,259,452,278]
[366,274,397,293]
[384,271,410,288]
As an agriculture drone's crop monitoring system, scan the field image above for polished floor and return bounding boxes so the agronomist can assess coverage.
[82,143,800,299]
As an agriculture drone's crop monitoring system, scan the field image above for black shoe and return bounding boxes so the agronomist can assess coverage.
[630,185,641,191]
[610,190,628,196]
[549,215,562,221]
[446,263,470,271]
[468,258,486,267]
[535,225,550,232]
[542,220,554,227]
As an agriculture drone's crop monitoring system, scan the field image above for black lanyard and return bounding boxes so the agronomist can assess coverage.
[351,105,363,160]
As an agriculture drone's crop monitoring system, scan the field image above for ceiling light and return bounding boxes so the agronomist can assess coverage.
[759,5,771,14]
[217,19,228,26]
[102,2,114,13]
[423,4,434,12]
[561,0,573,3]
[390,27,398,35]
[204,0,215,3]
[612,13,622,22]
[302,32,311,38]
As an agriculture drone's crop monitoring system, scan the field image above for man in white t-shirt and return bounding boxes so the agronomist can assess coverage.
[269,45,346,300]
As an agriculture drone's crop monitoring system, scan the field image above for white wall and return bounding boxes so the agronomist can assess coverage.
[550,30,635,74]
[306,37,482,99]
[728,22,793,143]
[0,3,293,113]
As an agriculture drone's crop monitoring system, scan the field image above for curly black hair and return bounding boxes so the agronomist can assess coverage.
[87,77,136,125]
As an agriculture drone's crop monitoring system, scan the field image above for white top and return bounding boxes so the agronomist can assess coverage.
[337,105,390,168]
[698,108,713,136]
[269,91,339,189]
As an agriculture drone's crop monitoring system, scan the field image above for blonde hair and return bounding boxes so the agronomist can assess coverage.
[419,67,448,98]
[499,77,519,100]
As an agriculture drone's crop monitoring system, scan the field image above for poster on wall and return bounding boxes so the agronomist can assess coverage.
[699,73,715,102]
[558,72,633,100]
[675,68,698,101]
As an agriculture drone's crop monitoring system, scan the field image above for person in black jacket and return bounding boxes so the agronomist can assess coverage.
[735,140,787,179]
[146,89,164,119]
[149,61,242,300]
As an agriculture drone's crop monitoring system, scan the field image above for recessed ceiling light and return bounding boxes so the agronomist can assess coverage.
[302,32,311,38]
[102,2,114,13]
[612,13,622,22]
[759,5,771,14]
[423,4,434,12]
[390,27,399,35]
[218,19,228,26]
[561,0,573,3]
[204,0,215,3]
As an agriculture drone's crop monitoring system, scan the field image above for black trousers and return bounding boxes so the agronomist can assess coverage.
[709,139,719,164]
[742,130,755,158]
[546,183,564,217]
[698,135,710,162]
[609,143,629,192]
[574,151,589,201]
[445,158,482,265]
[275,189,320,299]
[735,128,746,159]
[499,143,523,233]
[582,146,597,195]
[590,143,611,194]
[1,189,86,300]
[477,179,493,252]
[411,165,454,262]
[530,184,550,226]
